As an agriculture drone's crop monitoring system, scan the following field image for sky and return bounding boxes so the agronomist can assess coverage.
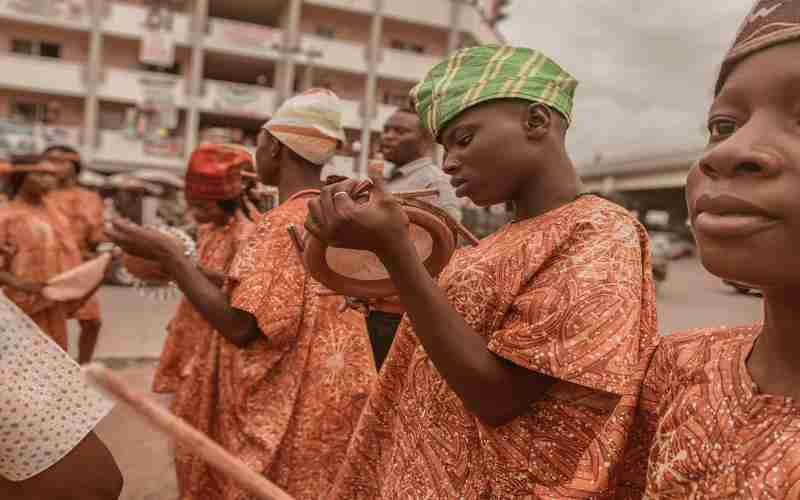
[500,1,755,167]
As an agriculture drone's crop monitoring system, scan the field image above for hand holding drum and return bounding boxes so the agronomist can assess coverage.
[301,177,478,299]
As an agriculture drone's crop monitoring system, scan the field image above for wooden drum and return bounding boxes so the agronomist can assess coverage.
[300,184,478,299]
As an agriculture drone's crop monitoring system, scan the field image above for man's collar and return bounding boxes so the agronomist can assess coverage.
[385,157,433,179]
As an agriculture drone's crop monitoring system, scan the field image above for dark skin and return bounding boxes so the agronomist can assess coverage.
[688,40,800,401]
[0,168,60,294]
[107,130,324,348]
[0,432,123,500]
[306,101,582,426]
[380,110,433,166]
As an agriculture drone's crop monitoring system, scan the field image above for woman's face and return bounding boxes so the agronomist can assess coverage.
[20,166,59,197]
[687,40,800,291]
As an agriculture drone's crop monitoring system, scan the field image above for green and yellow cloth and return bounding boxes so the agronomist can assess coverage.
[410,45,578,140]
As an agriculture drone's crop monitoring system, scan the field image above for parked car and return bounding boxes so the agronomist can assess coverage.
[649,232,670,285]
[650,231,696,260]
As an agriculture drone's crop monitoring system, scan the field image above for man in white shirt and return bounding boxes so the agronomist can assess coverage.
[363,108,462,369]
[0,291,122,500]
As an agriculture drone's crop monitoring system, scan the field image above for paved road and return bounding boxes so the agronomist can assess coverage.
[74,257,762,500]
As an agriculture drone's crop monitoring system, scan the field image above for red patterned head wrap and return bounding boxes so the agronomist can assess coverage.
[716,0,800,94]
[185,144,252,201]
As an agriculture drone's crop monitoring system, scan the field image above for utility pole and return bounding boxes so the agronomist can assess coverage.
[276,0,303,106]
[358,0,383,178]
[83,0,104,167]
[185,0,208,156]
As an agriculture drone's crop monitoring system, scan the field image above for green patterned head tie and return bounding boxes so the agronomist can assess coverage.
[410,45,578,140]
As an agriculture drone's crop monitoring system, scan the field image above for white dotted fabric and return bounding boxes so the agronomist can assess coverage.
[0,292,113,482]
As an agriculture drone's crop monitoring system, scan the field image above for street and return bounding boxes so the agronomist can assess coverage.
[73,257,763,500]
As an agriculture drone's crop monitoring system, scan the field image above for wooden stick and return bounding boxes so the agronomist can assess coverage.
[453,220,481,247]
[286,224,305,256]
[82,364,294,500]
[393,188,439,199]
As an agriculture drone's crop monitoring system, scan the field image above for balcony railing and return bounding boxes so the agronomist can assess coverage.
[95,129,186,171]
[99,68,187,108]
[199,80,276,118]
[0,52,85,96]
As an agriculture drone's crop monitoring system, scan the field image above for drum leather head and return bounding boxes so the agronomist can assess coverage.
[43,253,112,302]
[304,201,457,298]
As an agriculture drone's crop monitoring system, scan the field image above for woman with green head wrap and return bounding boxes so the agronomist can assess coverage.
[307,45,657,499]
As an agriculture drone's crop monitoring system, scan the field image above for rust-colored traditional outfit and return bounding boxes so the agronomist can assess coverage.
[152,142,256,394]
[0,199,83,349]
[46,186,105,322]
[171,192,375,500]
[329,195,658,499]
[619,325,800,498]
[151,216,253,393]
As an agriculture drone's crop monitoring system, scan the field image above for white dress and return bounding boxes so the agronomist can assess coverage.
[0,291,113,481]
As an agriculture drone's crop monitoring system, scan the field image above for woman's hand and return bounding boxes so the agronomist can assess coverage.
[304,176,410,259]
[105,218,182,262]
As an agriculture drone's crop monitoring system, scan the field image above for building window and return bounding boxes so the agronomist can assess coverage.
[11,39,34,55]
[315,25,336,39]
[11,39,62,59]
[389,40,425,54]
[11,102,48,123]
[39,42,61,59]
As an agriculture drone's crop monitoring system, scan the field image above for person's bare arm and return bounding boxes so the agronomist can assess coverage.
[307,179,556,427]
[0,432,123,500]
[106,219,259,347]
[161,247,260,347]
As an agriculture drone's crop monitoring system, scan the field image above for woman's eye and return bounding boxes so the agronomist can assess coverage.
[708,119,737,139]
[457,134,473,146]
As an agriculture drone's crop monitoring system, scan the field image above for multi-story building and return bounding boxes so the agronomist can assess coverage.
[0,0,505,176]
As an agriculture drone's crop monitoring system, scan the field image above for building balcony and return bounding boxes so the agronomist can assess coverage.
[0,52,86,97]
[99,68,187,108]
[204,18,287,61]
[103,1,190,45]
[94,129,186,171]
[199,80,275,118]
[1,1,453,83]
[0,0,90,31]
[305,0,501,42]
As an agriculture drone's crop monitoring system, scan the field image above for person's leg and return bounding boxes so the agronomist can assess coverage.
[78,319,101,365]
[365,311,403,370]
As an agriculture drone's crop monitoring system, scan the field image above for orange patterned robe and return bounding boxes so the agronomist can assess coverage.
[151,213,254,394]
[329,195,659,500]
[619,324,800,499]
[46,186,106,322]
[0,199,84,349]
[174,192,376,500]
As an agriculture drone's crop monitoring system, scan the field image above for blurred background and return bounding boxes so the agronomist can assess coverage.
[0,1,762,498]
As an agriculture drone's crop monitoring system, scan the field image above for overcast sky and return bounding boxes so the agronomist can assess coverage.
[500,1,754,166]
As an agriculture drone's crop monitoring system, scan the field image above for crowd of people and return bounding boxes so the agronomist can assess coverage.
[2,1,800,498]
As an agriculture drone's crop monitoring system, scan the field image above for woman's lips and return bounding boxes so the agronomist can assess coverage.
[692,194,779,240]
[693,212,779,239]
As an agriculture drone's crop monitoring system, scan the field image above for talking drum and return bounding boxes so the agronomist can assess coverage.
[301,186,478,299]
